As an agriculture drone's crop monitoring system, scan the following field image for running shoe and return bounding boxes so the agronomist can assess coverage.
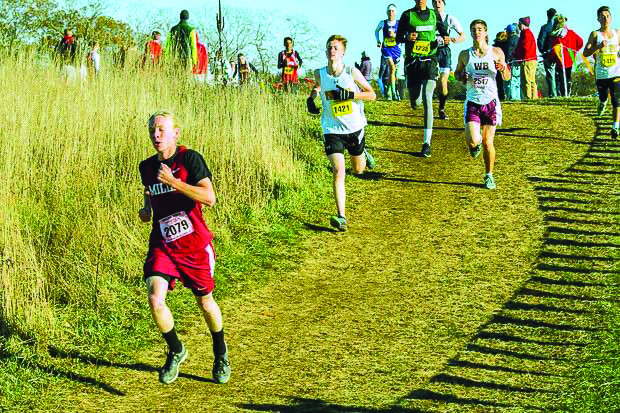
[597,100,607,116]
[469,143,482,159]
[329,215,347,232]
[212,352,231,384]
[484,173,496,190]
[438,109,449,120]
[364,148,376,170]
[612,128,619,140]
[421,143,431,158]
[159,344,188,384]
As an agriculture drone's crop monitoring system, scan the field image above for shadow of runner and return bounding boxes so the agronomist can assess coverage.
[47,347,213,385]
[396,100,619,412]
[239,398,428,413]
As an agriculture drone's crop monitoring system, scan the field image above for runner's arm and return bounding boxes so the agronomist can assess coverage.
[310,69,321,98]
[139,189,152,222]
[493,47,511,81]
[454,49,469,83]
[352,67,376,101]
[375,21,384,46]
[435,11,450,44]
[582,31,602,57]
[296,51,303,67]
[449,16,465,44]
[157,164,216,207]
[277,51,285,69]
[395,12,409,43]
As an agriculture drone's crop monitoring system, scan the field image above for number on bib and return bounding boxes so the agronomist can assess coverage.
[601,53,617,68]
[331,101,353,117]
[413,41,431,55]
[159,211,194,243]
[384,37,396,47]
[473,75,489,88]
[284,67,294,74]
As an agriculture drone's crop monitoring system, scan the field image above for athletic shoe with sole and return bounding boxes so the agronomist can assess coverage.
[438,109,448,120]
[597,100,607,116]
[159,344,188,384]
[329,215,347,232]
[484,173,496,190]
[469,143,482,158]
[212,352,231,384]
[364,148,376,170]
[611,128,619,140]
[421,143,431,158]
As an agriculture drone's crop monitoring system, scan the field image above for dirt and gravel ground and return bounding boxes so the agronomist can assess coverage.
[52,99,618,412]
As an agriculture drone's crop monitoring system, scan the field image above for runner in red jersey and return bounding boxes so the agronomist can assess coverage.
[144,31,162,66]
[278,37,303,92]
[138,111,230,385]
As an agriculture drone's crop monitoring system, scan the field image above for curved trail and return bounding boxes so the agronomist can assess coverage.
[64,100,601,412]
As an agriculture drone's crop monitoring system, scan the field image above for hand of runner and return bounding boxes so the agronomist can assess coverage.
[600,39,608,50]
[157,163,177,186]
[408,32,418,42]
[443,36,451,45]
[494,60,506,72]
[138,207,151,222]
[332,85,355,101]
[459,71,469,84]
[377,42,382,48]
[306,96,320,114]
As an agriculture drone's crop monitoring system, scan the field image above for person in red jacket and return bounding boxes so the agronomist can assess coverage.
[514,16,539,99]
[549,15,584,96]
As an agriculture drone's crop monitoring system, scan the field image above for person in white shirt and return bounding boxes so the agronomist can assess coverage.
[455,19,510,190]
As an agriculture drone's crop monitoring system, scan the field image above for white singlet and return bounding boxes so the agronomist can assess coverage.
[319,65,367,134]
[465,47,499,105]
[595,30,620,80]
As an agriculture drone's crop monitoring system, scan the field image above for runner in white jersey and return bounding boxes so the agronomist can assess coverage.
[455,19,511,190]
[583,6,620,139]
[432,0,465,120]
[306,34,376,231]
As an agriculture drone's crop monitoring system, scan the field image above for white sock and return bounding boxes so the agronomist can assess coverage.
[613,122,619,129]
[423,129,432,144]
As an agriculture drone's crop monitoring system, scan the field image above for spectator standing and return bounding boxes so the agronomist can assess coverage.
[355,51,373,82]
[538,8,557,97]
[549,15,584,97]
[514,16,538,99]
[56,28,77,66]
[165,10,198,71]
[504,24,521,101]
[493,30,509,100]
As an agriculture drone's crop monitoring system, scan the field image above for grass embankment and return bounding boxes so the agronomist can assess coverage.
[0,52,330,409]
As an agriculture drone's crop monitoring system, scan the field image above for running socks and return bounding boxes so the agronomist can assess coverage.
[424,129,432,144]
[163,327,183,353]
[439,93,447,111]
[211,329,227,356]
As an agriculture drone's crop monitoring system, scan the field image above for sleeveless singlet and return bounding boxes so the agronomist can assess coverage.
[595,30,620,80]
[465,47,499,105]
[319,65,366,134]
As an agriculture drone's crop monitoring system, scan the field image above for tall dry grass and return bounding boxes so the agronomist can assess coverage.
[0,50,321,345]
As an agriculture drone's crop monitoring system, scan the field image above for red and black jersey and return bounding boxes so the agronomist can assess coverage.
[139,146,213,256]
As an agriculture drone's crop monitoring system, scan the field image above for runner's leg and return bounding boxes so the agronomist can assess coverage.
[328,153,346,217]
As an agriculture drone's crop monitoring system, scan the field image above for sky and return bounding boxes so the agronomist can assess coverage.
[114,0,601,73]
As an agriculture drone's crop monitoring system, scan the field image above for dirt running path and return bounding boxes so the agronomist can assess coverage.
[66,100,596,412]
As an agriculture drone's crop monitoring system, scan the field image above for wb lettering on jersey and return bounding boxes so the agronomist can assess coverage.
[148,182,176,196]
[474,62,489,71]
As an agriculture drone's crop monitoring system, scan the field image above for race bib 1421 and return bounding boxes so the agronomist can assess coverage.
[331,100,353,117]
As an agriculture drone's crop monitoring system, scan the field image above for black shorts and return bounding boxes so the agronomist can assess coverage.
[437,46,451,70]
[597,77,620,108]
[405,56,439,87]
[324,129,365,157]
